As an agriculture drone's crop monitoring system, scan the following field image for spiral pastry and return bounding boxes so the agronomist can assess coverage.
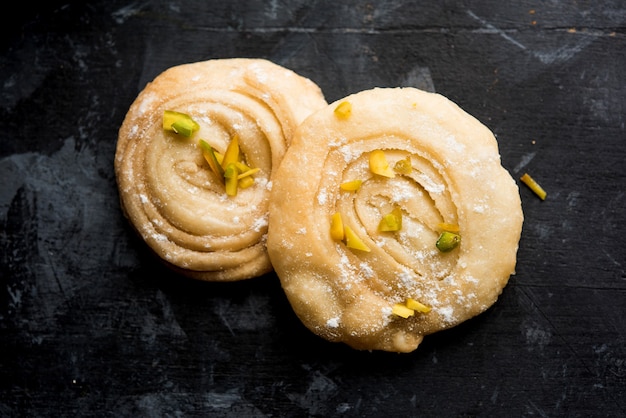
[115,59,327,281]
[267,87,523,352]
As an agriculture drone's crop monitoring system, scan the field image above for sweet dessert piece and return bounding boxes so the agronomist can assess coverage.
[115,59,327,281]
[267,87,523,352]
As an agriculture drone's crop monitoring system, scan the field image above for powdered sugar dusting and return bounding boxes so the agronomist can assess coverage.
[138,92,158,115]
[391,181,415,202]
[253,214,268,232]
[338,145,360,163]
[359,262,374,278]
[444,134,466,153]
[416,172,444,194]
[437,306,456,324]
[152,233,168,242]
[250,63,269,84]
[317,189,328,205]
[326,317,340,328]
[466,276,479,284]
[473,204,487,213]
[381,306,393,325]
[397,269,415,289]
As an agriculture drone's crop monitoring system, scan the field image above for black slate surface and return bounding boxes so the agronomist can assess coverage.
[1,1,625,416]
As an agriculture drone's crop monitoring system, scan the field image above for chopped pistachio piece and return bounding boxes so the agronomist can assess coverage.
[171,120,195,137]
[436,231,461,252]
[392,303,414,318]
[199,138,259,196]
[334,101,352,119]
[406,298,431,313]
[224,163,240,196]
[330,212,344,241]
[437,222,460,233]
[520,172,547,200]
[221,135,240,169]
[163,110,199,137]
[238,176,255,189]
[199,139,225,181]
[394,156,412,174]
[237,167,260,180]
[378,207,403,232]
[340,179,363,192]
[369,150,395,178]
[234,161,252,173]
[344,225,370,252]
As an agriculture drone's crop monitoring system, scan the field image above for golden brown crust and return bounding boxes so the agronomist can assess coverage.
[115,58,327,281]
[267,87,523,352]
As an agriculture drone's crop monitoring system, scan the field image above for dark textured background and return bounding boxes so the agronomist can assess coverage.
[1,1,625,416]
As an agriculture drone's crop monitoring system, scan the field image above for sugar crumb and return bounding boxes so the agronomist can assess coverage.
[317,189,328,205]
[359,262,374,278]
[253,215,268,232]
[437,306,456,323]
[153,233,168,242]
[326,317,340,328]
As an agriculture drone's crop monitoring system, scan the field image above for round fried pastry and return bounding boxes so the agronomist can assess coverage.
[267,87,523,352]
[115,58,327,281]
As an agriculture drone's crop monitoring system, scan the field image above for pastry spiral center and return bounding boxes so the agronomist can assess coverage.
[324,139,460,282]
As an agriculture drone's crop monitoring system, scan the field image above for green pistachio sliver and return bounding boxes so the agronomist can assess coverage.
[163,110,199,137]
[199,140,225,180]
[171,119,196,137]
[436,231,461,252]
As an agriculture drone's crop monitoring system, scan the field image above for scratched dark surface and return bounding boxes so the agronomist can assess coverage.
[1,1,625,416]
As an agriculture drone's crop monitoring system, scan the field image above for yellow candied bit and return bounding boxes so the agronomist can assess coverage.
[344,225,370,252]
[394,156,412,175]
[234,161,252,173]
[334,101,352,119]
[378,207,402,232]
[163,110,200,137]
[392,303,414,318]
[199,137,260,195]
[340,179,363,192]
[437,222,460,233]
[221,135,240,169]
[406,298,431,313]
[330,212,344,241]
[213,150,224,165]
[235,163,261,187]
[237,167,260,180]
[223,163,240,196]
[520,172,547,200]
[369,150,395,178]
[238,176,255,189]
